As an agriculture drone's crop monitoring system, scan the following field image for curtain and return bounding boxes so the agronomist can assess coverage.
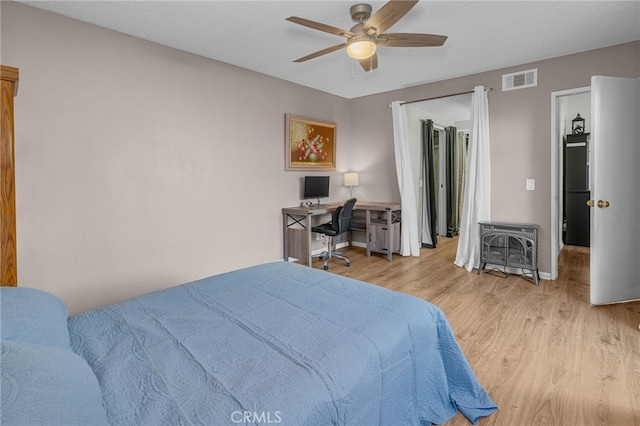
[391,101,420,256]
[454,86,491,271]
[456,131,468,230]
[445,126,457,237]
[421,120,437,248]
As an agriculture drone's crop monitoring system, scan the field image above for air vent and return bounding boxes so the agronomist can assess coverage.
[502,68,538,91]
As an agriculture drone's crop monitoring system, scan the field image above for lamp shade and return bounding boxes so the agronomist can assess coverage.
[344,172,359,187]
[346,38,377,60]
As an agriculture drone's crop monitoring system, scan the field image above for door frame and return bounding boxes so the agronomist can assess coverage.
[550,85,591,280]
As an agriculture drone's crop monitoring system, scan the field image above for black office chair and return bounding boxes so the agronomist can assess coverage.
[312,198,357,270]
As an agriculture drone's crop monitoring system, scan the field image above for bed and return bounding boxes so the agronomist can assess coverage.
[1,261,496,425]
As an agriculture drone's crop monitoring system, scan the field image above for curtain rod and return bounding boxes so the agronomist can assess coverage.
[396,87,493,106]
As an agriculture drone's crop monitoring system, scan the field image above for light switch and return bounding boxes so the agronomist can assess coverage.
[526,179,535,191]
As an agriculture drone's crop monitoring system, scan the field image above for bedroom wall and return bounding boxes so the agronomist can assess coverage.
[348,40,639,276]
[1,2,353,314]
[3,2,638,313]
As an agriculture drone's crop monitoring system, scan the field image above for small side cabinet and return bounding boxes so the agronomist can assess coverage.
[351,203,401,261]
[478,221,540,285]
[369,221,400,255]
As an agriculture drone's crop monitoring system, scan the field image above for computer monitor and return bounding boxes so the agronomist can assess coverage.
[303,176,330,204]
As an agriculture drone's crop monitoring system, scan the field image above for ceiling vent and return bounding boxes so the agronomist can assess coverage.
[502,68,538,91]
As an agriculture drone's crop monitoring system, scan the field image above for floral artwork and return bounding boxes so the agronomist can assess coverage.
[285,114,336,171]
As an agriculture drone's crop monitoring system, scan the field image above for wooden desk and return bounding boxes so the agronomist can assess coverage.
[282,201,401,266]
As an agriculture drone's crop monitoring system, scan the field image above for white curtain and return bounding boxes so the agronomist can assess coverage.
[454,86,491,271]
[456,131,468,230]
[391,101,420,256]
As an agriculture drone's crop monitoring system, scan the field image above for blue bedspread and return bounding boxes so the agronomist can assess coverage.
[68,262,496,425]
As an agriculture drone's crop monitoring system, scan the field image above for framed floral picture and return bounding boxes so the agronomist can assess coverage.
[285,114,336,171]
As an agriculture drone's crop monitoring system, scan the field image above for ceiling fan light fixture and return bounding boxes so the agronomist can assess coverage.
[288,0,446,71]
[346,38,377,60]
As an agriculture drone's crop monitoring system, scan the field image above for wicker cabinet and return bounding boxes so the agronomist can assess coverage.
[478,221,539,285]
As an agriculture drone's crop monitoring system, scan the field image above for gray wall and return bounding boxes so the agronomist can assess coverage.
[349,41,639,276]
[2,2,353,313]
[2,2,638,313]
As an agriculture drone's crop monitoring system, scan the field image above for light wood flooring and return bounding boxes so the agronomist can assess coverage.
[307,238,640,425]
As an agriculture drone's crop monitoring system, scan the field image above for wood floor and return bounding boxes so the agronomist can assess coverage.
[307,238,640,425]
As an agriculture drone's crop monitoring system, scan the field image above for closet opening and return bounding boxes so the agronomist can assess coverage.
[406,93,471,249]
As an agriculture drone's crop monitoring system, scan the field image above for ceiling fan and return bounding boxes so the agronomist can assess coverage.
[286,0,447,72]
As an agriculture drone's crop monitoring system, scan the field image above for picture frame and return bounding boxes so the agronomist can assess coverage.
[285,114,337,171]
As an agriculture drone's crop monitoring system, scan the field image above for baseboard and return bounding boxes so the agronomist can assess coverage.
[539,271,552,280]
[480,263,551,281]
[310,241,353,256]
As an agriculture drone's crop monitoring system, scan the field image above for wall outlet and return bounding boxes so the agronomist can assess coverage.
[526,179,535,191]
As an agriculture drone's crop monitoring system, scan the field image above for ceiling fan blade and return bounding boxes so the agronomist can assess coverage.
[377,33,448,47]
[363,0,419,35]
[286,16,353,38]
[293,43,347,63]
[358,53,379,72]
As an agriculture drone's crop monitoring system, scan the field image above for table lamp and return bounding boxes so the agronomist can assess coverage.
[344,172,359,198]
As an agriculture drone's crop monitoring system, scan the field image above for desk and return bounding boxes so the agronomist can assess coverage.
[282,201,401,266]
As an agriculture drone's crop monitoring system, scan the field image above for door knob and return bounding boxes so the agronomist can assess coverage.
[597,200,610,208]
[586,200,594,207]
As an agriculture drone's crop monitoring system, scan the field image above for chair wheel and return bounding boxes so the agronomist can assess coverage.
[346,261,350,267]
[323,265,329,270]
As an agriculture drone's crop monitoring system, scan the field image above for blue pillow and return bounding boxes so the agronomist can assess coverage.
[1,340,109,425]
[0,287,71,350]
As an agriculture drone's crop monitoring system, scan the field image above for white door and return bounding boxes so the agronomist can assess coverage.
[590,76,640,305]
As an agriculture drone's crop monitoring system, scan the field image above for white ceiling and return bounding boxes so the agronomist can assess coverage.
[19,1,640,99]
